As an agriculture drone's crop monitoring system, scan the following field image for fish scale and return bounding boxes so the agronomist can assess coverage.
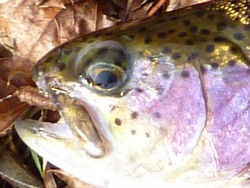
[15,0,250,187]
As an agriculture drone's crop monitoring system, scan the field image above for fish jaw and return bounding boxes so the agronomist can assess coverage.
[14,120,242,188]
[14,120,173,188]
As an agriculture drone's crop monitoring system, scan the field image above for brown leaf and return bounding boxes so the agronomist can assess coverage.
[0,0,115,71]
[0,0,115,134]
[0,62,33,134]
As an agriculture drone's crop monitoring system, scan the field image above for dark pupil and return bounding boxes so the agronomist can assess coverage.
[94,70,117,89]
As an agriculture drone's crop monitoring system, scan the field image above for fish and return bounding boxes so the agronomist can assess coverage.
[15,0,250,187]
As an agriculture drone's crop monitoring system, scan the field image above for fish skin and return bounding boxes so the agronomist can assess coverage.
[16,0,250,187]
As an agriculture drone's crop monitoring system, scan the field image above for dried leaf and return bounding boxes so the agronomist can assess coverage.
[0,63,33,134]
[0,0,115,134]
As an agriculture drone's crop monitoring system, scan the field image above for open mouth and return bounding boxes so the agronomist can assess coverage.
[72,97,107,158]
[52,91,106,158]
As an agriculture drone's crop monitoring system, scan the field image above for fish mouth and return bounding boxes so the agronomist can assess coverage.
[52,91,107,158]
[14,119,112,187]
[72,97,108,158]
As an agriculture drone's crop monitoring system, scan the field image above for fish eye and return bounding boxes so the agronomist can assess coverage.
[86,63,126,90]
[76,41,131,93]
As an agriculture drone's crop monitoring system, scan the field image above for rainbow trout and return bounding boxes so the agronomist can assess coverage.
[16,0,250,187]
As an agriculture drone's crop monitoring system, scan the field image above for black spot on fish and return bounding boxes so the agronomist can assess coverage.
[205,44,215,53]
[157,32,166,38]
[79,37,87,42]
[185,39,194,45]
[232,4,241,11]
[74,46,82,52]
[200,65,206,74]
[105,32,113,36]
[114,59,122,67]
[178,32,187,37]
[46,56,53,63]
[181,70,190,78]
[170,16,179,20]
[144,37,153,44]
[115,118,122,126]
[172,53,181,60]
[85,58,94,67]
[93,34,100,38]
[211,62,219,69]
[169,29,176,34]
[131,129,136,135]
[162,46,172,54]
[58,63,66,71]
[214,36,226,42]
[217,21,227,31]
[128,35,135,40]
[182,19,191,26]
[207,14,215,20]
[146,132,150,138]
[138,26,146,32]
[230,46,238,54]
[156,19,165,24]
[189,25,198,33]
[153,112,161,118]
[96,48,109,56]
[228,60,236,66]
[217,8,225,14]
[200,29,210,35]
[63,48,72,55]
[131,111,139,119]
[233,33,244,40]
[135,88,144,93]
[162,72,170,79]
[187,53,198,62]
[195,11,204,17]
